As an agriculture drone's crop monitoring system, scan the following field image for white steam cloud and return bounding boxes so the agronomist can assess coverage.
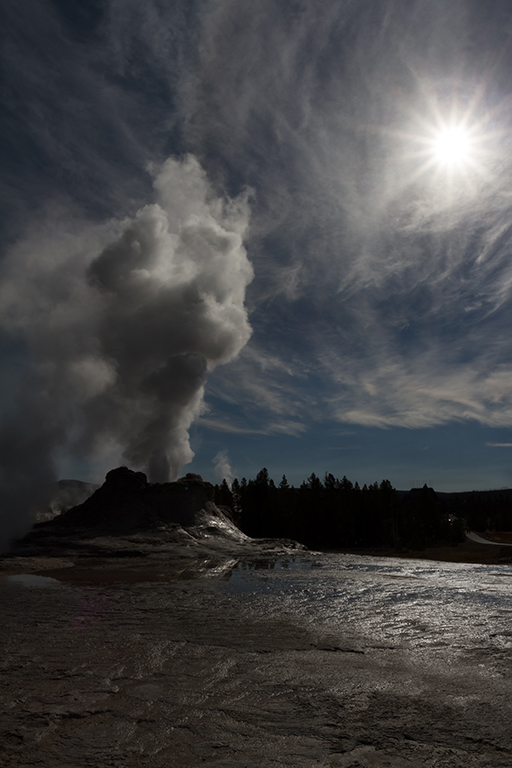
[212,449,234,486]
[0,154,253,549]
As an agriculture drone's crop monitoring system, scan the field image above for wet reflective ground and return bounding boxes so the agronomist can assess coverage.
[1,552,512,767]
[227,553,512,658]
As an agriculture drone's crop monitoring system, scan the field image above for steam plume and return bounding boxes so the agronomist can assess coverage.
[213,450,234,486]
[0,155,253,549]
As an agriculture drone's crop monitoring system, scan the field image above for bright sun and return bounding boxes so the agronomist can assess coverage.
[431,125,472,166]
[401,93,496,188]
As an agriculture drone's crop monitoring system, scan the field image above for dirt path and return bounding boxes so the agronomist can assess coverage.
[466,531,512,546]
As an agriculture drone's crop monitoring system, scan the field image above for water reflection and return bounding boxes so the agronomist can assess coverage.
[4,553,512,665]
[0,573,64,589]
[225,553,512,660]
[0,558,238,588]
[234,555,323,571]
[229,555,325,593]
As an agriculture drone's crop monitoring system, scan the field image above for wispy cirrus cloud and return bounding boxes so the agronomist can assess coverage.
[199,416,307,438]
[205,341,316,422]
[182,0,512,437]
[486,443,512,448]
[5,0,512,522]
[321,349,512,430]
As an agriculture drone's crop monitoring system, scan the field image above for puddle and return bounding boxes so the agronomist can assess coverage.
[227,555,325,594]
[46,556,315,588]
[0,573,64,589]
[233,555,322,571]
[5,557,237,588]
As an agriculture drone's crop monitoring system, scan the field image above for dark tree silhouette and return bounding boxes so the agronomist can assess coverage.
[223,469,471,550]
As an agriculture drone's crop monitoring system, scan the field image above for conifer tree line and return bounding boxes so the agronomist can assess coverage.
[214,469,471,550]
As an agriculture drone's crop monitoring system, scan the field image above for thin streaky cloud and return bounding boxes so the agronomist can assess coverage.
[486,443,512,448]
[197,418,267,436]
[4,0,512,514]
[198,417,306,438]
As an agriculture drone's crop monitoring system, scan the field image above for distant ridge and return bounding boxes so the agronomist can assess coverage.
[396,488,512,500]
[36,479,100,522]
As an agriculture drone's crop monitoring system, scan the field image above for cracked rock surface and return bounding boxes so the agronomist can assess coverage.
[1,551,511,767]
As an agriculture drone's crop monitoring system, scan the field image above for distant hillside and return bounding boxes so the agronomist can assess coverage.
[36,479,99,522]
[397,488,512,501]
[435,488,512,501]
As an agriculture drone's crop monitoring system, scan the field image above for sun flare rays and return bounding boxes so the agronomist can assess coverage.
[387,89,502,206]
[409,117,483,182]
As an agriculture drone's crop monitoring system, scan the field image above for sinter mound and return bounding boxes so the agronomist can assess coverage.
[45,467,235,534]
[9,467,304,560]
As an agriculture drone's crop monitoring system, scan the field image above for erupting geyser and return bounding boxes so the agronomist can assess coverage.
[0,155,253,549]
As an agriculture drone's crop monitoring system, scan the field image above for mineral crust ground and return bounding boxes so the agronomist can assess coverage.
[1,549,511,768]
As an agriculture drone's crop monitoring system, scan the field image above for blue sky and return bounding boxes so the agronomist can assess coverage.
[2,0,512,502]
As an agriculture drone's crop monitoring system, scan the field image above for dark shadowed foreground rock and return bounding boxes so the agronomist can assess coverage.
[8,467,303,562]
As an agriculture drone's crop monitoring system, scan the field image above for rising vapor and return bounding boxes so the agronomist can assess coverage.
[213,449,234,486]
[4,0,512,501]
[0,155,253,549]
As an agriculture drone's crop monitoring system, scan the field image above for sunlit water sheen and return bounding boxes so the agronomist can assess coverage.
[227,553,512,659]
[5,552,512,664]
